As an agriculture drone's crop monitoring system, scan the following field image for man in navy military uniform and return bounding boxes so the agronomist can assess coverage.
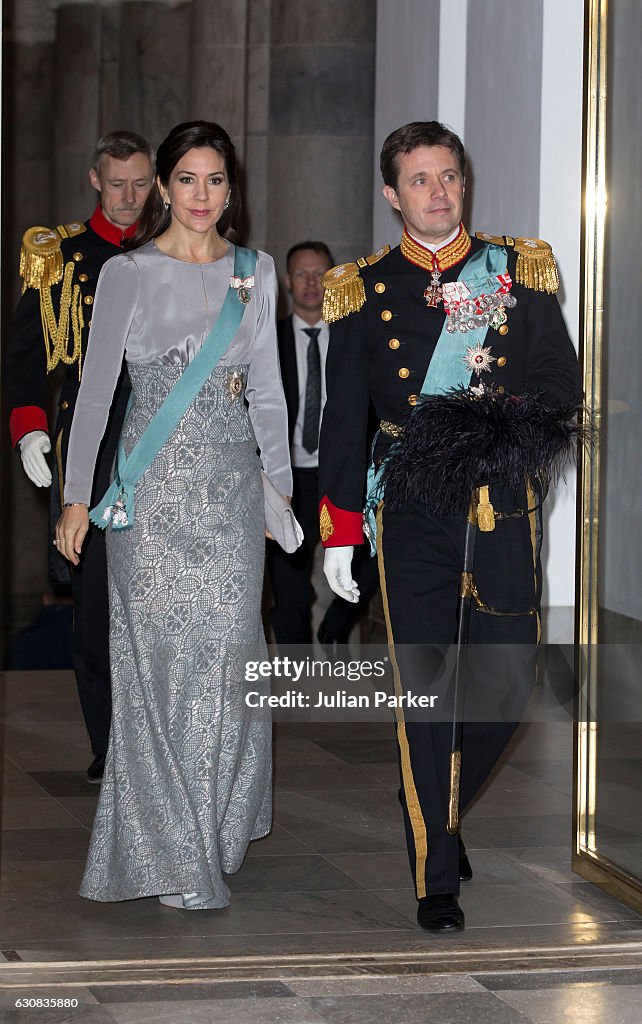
[5,130,155,782]
[318,122,581,933]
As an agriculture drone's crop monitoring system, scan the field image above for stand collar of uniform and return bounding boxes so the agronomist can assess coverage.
[89,204,139,247]
[400,222,471,273]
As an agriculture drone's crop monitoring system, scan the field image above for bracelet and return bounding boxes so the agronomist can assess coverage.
[63,502,87,508]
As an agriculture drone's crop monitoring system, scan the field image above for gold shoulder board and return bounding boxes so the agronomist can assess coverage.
[19,225,64,290]
[475,231,507,247]
[357,244,391,269]
[322,262,366,323]
[513,237,559,294]
[58,221,87,240]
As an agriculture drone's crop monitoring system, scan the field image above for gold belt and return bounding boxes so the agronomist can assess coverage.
[379,419,404,438]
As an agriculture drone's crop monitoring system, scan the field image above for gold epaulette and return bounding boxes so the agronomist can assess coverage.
[57,221,86,239]
[476,231,559,293]
[19,225,64,290]
[322,245,390,323]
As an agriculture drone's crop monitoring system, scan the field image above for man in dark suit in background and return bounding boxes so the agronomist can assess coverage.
[268,241,379,649]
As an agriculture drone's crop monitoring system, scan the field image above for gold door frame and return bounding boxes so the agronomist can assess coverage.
[573,0,642,912]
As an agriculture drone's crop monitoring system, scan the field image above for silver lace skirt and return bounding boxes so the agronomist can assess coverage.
[80,363,271,907]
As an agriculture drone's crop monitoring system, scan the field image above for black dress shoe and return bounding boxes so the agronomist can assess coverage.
[459,838,473,882]
[86,755,105,784]
[417,894,465,932]
[317,622,348,660]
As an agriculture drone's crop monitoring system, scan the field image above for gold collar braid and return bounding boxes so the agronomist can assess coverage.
[400,224,471,273]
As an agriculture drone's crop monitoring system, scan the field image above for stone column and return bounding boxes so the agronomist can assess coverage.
[3,0,57,637]
[265,0,376,281]
[118,1,191,148]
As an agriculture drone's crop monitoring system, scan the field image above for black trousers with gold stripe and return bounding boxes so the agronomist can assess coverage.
[377,493,540,898]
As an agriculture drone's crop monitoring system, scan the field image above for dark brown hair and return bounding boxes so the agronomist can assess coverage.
[286,241,334,271]
[129,121,241,250]
[380,121,467,190]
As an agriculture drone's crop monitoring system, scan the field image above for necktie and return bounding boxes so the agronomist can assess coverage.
[301,327,321,454]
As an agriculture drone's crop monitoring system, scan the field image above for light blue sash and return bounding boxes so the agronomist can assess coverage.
[364,242,508,550]
[89,245,257,530]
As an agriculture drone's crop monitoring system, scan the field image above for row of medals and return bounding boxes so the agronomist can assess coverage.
[423,267,516,334]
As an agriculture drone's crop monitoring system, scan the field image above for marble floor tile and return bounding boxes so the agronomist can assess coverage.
[225,854,363,893]
[464,814,572,849]
[553,882,642,922]
[309,739,399,765]
[290,975,487,996]
[374,878,618,929]
[476,967,642,990]
[274,817,406,855]
[324,851,413,890]
[0,894,195,944]
[0,859,86,900]
[497,845,578,884]
[52,796,100,829]
[496,983,642,1024]
[2,760,53,799]
[1,828,90,861]
[104,998,327,1024]
[305,991,533,1024]
[274,762,389,791]
[465,766,572,819]
[0,1010,115,1024]
[272,738,351,767]
[244,824,317,858]
[0,986,99,1006]
[501,721,573,763]
[175,889,415,937]
[27,770,102,798]
[0,797,87,830]
[89,981,294,1002]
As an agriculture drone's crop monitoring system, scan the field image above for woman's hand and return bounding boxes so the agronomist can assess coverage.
[265,495,292,541]
[55,504,89,565]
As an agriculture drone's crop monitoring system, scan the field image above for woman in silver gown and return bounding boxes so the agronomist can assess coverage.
[56,121,292,910]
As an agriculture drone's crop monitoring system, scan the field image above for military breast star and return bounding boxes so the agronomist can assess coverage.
[463,342,496,376]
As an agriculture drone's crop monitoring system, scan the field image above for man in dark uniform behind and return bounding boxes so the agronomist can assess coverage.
[5,130,155,782]
[318,122,581,933]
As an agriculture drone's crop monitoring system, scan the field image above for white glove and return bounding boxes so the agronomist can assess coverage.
[323,545,360,603]
[19,430,52,487]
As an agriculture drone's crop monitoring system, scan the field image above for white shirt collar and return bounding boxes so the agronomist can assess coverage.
[406,224,461,254]
[292,312,324,332]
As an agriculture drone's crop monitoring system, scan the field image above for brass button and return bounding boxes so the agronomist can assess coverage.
[497,385,505,394]
[60,400,69,411]
[497,356,507,367]
[84,295,93,305]
[398,367,410,379]
[381,309,393,322]
[73,251,83,262]
[78,273,89,282]
[375,282,386,294]
[388,338,400,350]
[88,319,92,327]
[408,394,418,406]
[499,324,509,336]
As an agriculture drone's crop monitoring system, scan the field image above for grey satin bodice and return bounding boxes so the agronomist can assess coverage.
[64,241,292,505]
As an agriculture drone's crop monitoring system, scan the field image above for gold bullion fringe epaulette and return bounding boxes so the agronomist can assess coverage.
[19,223,85,376]
[20,225,64,291]
[476,232,559,294]
[322,245,391,323]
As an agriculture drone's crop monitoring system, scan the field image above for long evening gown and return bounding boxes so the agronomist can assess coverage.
[64,241,292,907]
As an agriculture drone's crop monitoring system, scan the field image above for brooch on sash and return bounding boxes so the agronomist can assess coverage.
[230,274,255,304]
[442,273,517,334]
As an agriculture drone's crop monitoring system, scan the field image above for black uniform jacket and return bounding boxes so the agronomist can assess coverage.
[6,205,135,482]
[318,228,581,547]
[276,315,301,447]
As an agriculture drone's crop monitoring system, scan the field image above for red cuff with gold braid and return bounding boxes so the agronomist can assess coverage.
[319,495,364,547]
[10,406,49,448]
